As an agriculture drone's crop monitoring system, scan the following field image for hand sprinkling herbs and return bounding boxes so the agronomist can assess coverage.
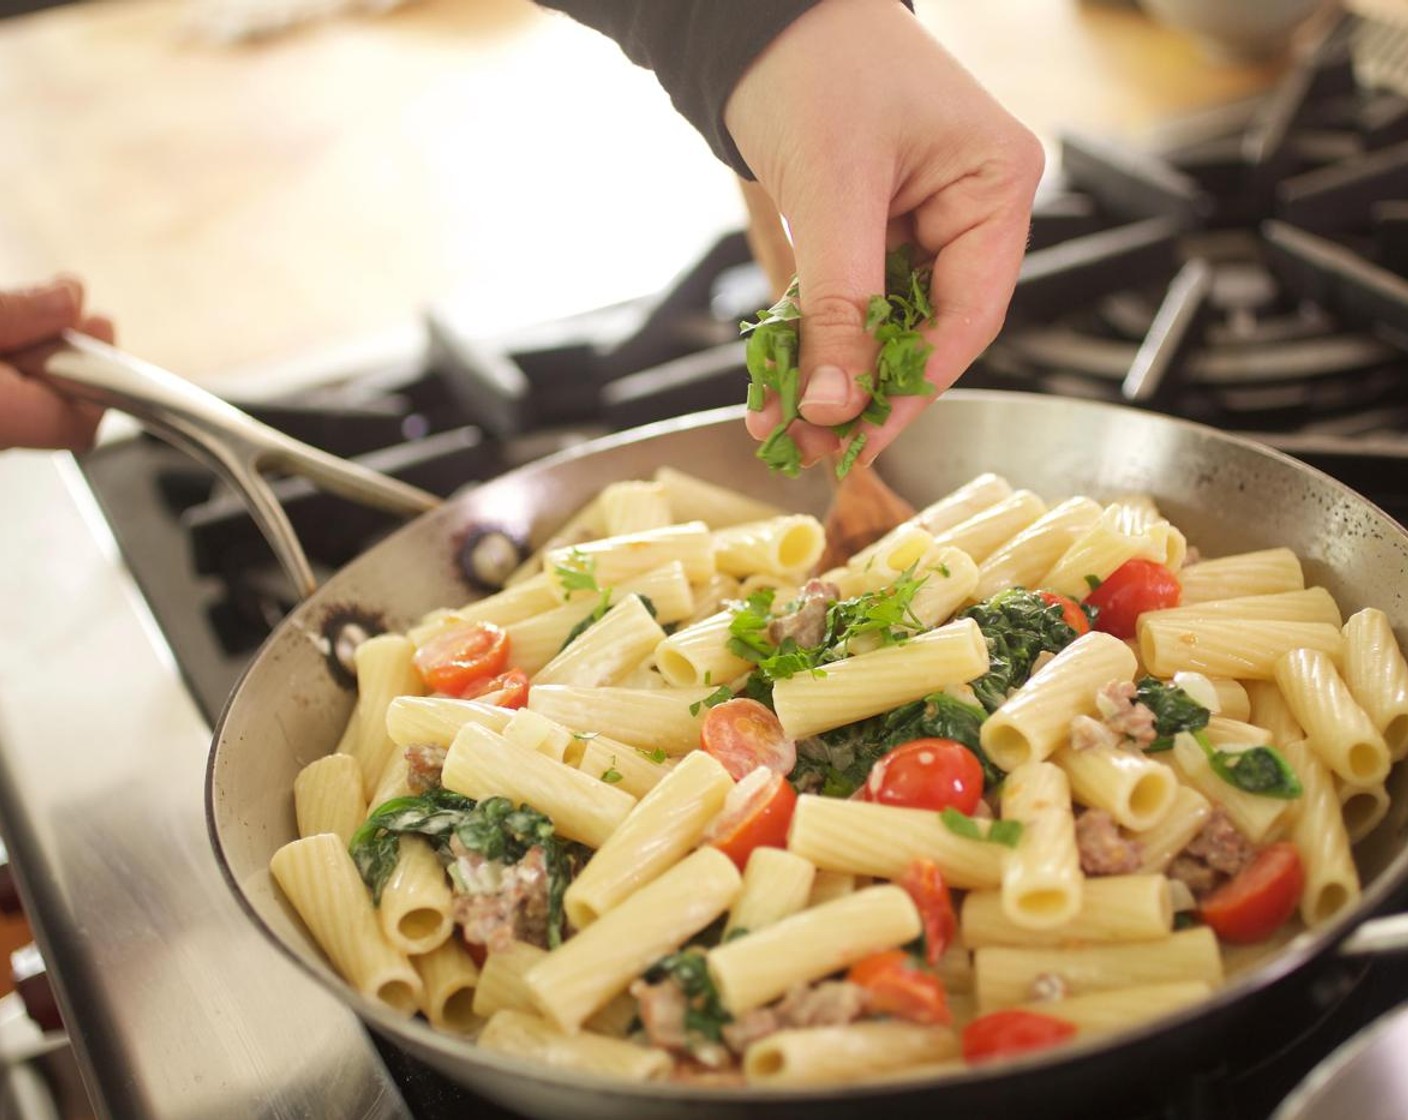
[741,247,937,478]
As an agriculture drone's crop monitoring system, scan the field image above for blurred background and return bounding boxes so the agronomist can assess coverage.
[0,0,1328,394]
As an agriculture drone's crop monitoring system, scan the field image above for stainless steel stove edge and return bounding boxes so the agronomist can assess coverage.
[0,452,412,1120]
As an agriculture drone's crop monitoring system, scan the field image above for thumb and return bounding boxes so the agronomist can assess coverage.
[788,194,888,428]
[0,276,84,353]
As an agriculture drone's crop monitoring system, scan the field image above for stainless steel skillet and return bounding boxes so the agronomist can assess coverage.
[35,336,1408,1119]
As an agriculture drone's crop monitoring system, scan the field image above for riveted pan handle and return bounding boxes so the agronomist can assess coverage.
[36,330,440,599]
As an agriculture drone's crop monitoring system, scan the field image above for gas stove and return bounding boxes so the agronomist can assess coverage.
[3,11,1408,1120]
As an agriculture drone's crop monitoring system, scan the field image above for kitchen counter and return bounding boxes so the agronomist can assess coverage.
[0,0,1289,391]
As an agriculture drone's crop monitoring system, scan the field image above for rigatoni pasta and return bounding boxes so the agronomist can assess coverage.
[269,465,1406,1090]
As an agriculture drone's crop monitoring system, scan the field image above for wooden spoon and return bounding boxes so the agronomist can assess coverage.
[738,179,917,570]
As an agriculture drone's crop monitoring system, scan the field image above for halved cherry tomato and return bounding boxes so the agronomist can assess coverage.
[1038,590,1090,636]
[900,859,958,966]
[700,698,796,780]
[412,621,510,695]
[962,1009,1078,1063]
[459,667,530,708]
[706,767,797,870]
[1198,842,1305,944]
[860,739,984,815]
[847,949,950,1025]
[1082,559,1182,639]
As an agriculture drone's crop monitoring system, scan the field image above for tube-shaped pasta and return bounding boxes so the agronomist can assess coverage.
[974,927,1223,1012]
[269,834,422,1014]
[807,870,858,907]
[971,497,1104,602]
[504,497,605,588]
[654,611,754,689]
[907,548,981,629]
[1282,740,1360,927]
[1133,785,1212,874]
[387,696,513,749]
[1106,497,1187,571]
[712,515,826,579]
[574,736,676,799]
[294,753,367,845]
[980,631,1137,772]
[369,752,413,808]
[786,795,1007,889]
[653,466,785,528]
[408,574,558,645]
[743,1021,959,1086]
[503,708,576,763]
[1337,777,1391,845]
[523,847,741,1031]
[1053,743,1178,831]
[527,685,714,756]
[961,875,1173,947]
[478,1010,672,1081]
[1001,762,1083,929]
[1014,981,1211,1034]
[1342,608,1408,761]
[347,634,427,798]
[707,886,921,1015]
[1137,588,1342,632]
[849,472,1013,570]
[598,480,672,537]
[1244,680,1304,748]
[1140,619,1343,680]
[1203,677,1251,723]
[929,490,1048,565]
[546,522,715,598]
[471,941,547,1019]
[564,751,734,929]
[682,572,743,628]
[378,836,454,955]
[772,619,990,740]
[1040,507,1166,601]
[413,939,480,1033]
[849,527,936,586]
[531,595,666,688]
[1275,647,1390,786]
[725,848,817,937]
[442,724,637,848]
[1166,734,1289,844]
[1177,548,1304,605]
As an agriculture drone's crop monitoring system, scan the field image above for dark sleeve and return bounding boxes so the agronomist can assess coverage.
[534,1,825,178]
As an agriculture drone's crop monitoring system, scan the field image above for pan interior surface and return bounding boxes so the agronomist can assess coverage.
[207,392,1408,1114]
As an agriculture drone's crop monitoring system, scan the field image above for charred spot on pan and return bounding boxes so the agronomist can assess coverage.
[319,606,386,689]
[455,525,527,593]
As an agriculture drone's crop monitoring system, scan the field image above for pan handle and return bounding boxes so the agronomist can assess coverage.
[1338,914,1408,957]
[37,331,440,599]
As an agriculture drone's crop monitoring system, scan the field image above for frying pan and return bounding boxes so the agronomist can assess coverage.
[37,334,1408,1119]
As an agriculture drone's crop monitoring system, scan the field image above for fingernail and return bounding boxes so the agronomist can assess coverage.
[801,365,851,409]
[36,276,81,318]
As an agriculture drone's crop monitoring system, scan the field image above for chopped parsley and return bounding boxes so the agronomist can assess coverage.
[636,747,669,764]
[727,571,930,695]
[939,807,1024,848]
[740,246,938,479]
[689,685,734,717]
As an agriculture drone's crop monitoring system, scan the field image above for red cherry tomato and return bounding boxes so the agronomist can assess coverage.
[700,698,796,780]
[900,859,958,966]
[1198,842,1305,944]
[847,949,950,1025]
[1082,559,1181,639]
[706,767,797,870]
[412,621,510,695]
[860,739,984,815]
[962,1009,1078,1063]
[1038,590,1090,635]
[459,667,529,708]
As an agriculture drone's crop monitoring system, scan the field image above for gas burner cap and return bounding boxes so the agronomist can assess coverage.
[1209,261,1280,313]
